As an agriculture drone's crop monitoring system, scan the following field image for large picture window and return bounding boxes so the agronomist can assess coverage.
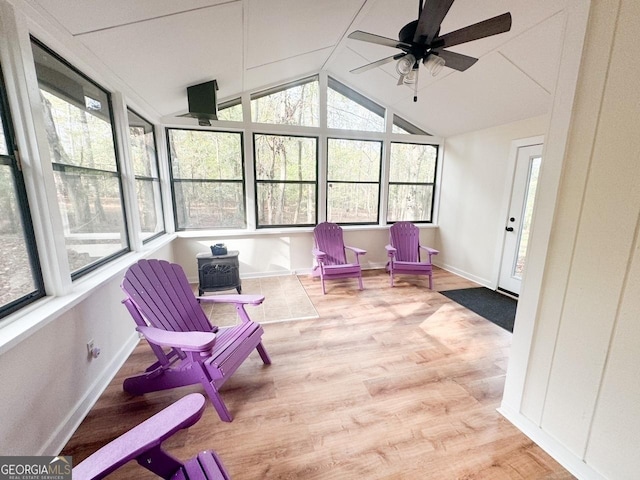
[168,129,245,229]
[0,65,45,320]
[127,109,164,242]
[327,138,382,224]
[32,39,129,278]
[387,142,438,222]
[254,134,317,227]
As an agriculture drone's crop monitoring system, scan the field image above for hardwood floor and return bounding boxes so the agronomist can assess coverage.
[62,268,574,479]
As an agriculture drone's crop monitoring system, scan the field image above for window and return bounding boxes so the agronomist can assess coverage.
[387,142,437,222]
[392,114,431,135]
[32,39,129,278]
[168,129,245,229]
[327,77,385,132]
[251,77,319,127]
[127,109,165,242]
[254,134,317,227]
[327,138,381,224]
[217,98,243,122]
[0,65,45,320]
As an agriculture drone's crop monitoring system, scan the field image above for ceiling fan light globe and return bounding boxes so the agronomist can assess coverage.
[424,55,446,76]
[404,69,418,84]
[396,54,416,75]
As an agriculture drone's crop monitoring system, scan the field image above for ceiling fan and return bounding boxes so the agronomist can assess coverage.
[348,0,512,102]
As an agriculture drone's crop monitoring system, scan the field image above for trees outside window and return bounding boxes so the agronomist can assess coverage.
[0,64,45,320]
[251,77,319,127]
[127,109,165,241]
[327,78,385,132]
[168,129,245,229]
[254,134,317,227]
[32,39,129,278]
[217,98,243,122]
[327,138,382,224]
[387,142,437,222]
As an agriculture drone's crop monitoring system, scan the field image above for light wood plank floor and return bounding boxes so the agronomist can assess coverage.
[62,268,574,479]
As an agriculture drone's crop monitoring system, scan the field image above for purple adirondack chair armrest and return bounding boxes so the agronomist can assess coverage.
[197,294,265,306]
[345,245,366,263]
[385,244,397,257]
[138,325,216,352]
[312,248,326,261]
[72,393,207,480]
[420,246,439,255]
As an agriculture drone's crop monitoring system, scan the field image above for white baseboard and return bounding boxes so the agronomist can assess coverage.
[43,331,140,455]
[435,262,493,288]
[498,405,606,480]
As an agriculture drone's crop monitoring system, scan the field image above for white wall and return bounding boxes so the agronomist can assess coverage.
[0,242,174,455]
[174,227,438,281]
[502,1,640,478]
[437,115,549,286]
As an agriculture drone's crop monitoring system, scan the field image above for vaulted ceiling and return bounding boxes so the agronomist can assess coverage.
[29,0,568,137]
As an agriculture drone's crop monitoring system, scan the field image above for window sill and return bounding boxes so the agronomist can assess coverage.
[0,233,176,356]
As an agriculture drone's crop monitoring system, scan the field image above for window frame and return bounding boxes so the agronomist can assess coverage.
[0,64,45,320]
[167,127,247,231]
[31,37,131,281]
[387,141,439,224]
[127,107,166,243]
[252,132,319,229]
[326,136,383,226]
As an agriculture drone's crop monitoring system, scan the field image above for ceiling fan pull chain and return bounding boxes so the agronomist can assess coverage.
[413,68,419,102]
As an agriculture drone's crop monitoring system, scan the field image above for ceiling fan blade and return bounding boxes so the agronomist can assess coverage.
[348,30,412,50]
[431,49,478,71]
[413,0,455,44]
[433,12,512,49]
[350,53,406,74]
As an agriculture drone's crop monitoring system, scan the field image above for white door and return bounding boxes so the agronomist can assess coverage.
[499,143,543,295]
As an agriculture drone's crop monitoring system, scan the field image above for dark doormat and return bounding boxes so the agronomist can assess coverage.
[441,287,517,333]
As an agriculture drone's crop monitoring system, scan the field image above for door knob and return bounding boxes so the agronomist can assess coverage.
[505,227,514,232]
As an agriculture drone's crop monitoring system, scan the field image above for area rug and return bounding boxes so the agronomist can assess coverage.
[440,287,517,333]
[199,275,319,327]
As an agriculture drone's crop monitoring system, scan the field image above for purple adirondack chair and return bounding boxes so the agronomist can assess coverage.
[73,393,231,480]
[385,222,439,288]
[312,222,366,294]
[121,259,271,422]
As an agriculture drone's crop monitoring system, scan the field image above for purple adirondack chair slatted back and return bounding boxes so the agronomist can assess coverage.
[122,259,212,333]
[390,222,421,262]
[314,222,348,265]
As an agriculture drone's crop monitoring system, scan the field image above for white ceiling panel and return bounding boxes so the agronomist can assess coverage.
[27,0,570,136]
[78,3,243,117]
[33,0,230,35]
[392,52,551,137]
[243,47,330,93]
[246,0,363,69]
[499,11,566,94]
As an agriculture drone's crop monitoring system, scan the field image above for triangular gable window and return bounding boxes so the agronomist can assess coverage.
[392,114,430,135]
[217,98,243,122]
[327,77,384,132]
[251,76,319,127]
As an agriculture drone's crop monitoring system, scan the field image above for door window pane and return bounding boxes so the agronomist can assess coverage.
[254,134,317,227]
[32,39,128,277]
[515,156,542,276]
[327,138,381,224]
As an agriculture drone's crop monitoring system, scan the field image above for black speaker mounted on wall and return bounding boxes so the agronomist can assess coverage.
[180,79,218,126]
